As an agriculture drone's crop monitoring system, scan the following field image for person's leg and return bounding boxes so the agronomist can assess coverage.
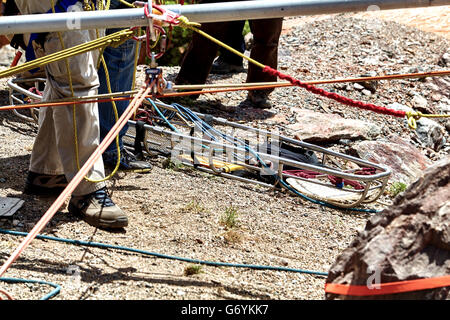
[175,21,224,86]
[246,18,283,84]
[211,20,245,74]
[25,97,68,195]
[42,29,106,196]
[34,27,128,228]
[97,31,151,171]
[245,18,283,108]
[98,32,136,157]
[219,20,245,65]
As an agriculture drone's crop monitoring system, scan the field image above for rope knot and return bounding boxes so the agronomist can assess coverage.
[405,111,423,130]
[176,15,201,29]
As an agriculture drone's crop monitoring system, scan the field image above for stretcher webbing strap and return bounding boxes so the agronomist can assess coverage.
[325,275,450,296]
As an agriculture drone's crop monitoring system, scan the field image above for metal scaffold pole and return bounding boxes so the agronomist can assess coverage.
[0,0,449,35]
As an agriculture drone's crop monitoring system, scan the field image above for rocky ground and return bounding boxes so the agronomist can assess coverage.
[0,7,449,301]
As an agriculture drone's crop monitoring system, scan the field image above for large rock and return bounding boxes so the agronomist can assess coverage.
[351,135,432,185]
[288,109,381,143]
[414,117,446,152]
[326,156,450,300]
[388,103,446,152]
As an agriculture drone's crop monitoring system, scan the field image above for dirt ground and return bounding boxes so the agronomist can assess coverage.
[0,6,449,301]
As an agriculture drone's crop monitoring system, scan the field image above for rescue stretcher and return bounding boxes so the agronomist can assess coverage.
[8,76,391,209]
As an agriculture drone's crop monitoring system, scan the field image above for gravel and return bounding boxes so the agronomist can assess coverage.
[0,11,449,300]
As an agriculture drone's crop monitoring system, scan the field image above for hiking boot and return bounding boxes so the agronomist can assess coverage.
[68,188,128,229]
[24,171,68,196]
[104,148,153,173]
[210,57,244,75]
[246,91,272,109]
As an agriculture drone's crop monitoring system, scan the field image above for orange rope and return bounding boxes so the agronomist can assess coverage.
[0,289,14,300]
[3,70,448,112]
[0,84,152,278]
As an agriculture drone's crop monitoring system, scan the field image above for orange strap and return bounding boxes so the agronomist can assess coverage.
[325,275,450,296]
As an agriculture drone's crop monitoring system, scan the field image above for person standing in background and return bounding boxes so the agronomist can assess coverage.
[176,0,283,109]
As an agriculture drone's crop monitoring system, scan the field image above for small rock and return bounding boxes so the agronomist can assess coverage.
[437,101,450,114]
[411,95,428,112]
[415,117,446,152]
[438,52,450,67]
[431,92,442,102]
[353,83,365,91]
[358,72,378,92]
[361,89,372,96]
[177,290,186,296]
[388,103,445,151]
[12,220,24,227]
[244,32,253,51]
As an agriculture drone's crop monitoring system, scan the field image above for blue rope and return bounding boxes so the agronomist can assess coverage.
[0,277,61,300]
[0,229,327,276]
[0,228,328,299]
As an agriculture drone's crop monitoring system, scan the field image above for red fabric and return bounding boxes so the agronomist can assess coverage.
[284,170,365,190]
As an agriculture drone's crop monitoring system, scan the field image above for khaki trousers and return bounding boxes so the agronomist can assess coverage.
[29,27,106,196]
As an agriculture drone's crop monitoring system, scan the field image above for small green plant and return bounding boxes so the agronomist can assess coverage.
[220,206,239,229]
[184,264,203,276]
[182,200,205,214]
[162,158,184,170]
[388,181,407,197]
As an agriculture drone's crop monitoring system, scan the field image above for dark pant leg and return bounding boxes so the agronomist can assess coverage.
[175,0,242,85]
[246,18,283,94]
[219,20,245,66]
[175,21,223,85]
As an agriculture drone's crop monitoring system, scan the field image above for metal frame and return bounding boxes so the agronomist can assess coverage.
[7,78,43,123]
[0,0,449,35]
[125,99,391,208]
[8,76,391,208]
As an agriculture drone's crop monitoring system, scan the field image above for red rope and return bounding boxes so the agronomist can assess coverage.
[262,66,407,118]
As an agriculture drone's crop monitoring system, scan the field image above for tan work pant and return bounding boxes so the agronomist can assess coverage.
[29,28,107,196]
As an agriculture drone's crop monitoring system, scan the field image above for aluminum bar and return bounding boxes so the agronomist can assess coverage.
[0,0,448,35]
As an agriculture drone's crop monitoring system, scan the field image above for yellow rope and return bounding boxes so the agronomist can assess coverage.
[176,16,265,69]
[119,0,136,8]
[0,30,134,79]
[406,111,450,130]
